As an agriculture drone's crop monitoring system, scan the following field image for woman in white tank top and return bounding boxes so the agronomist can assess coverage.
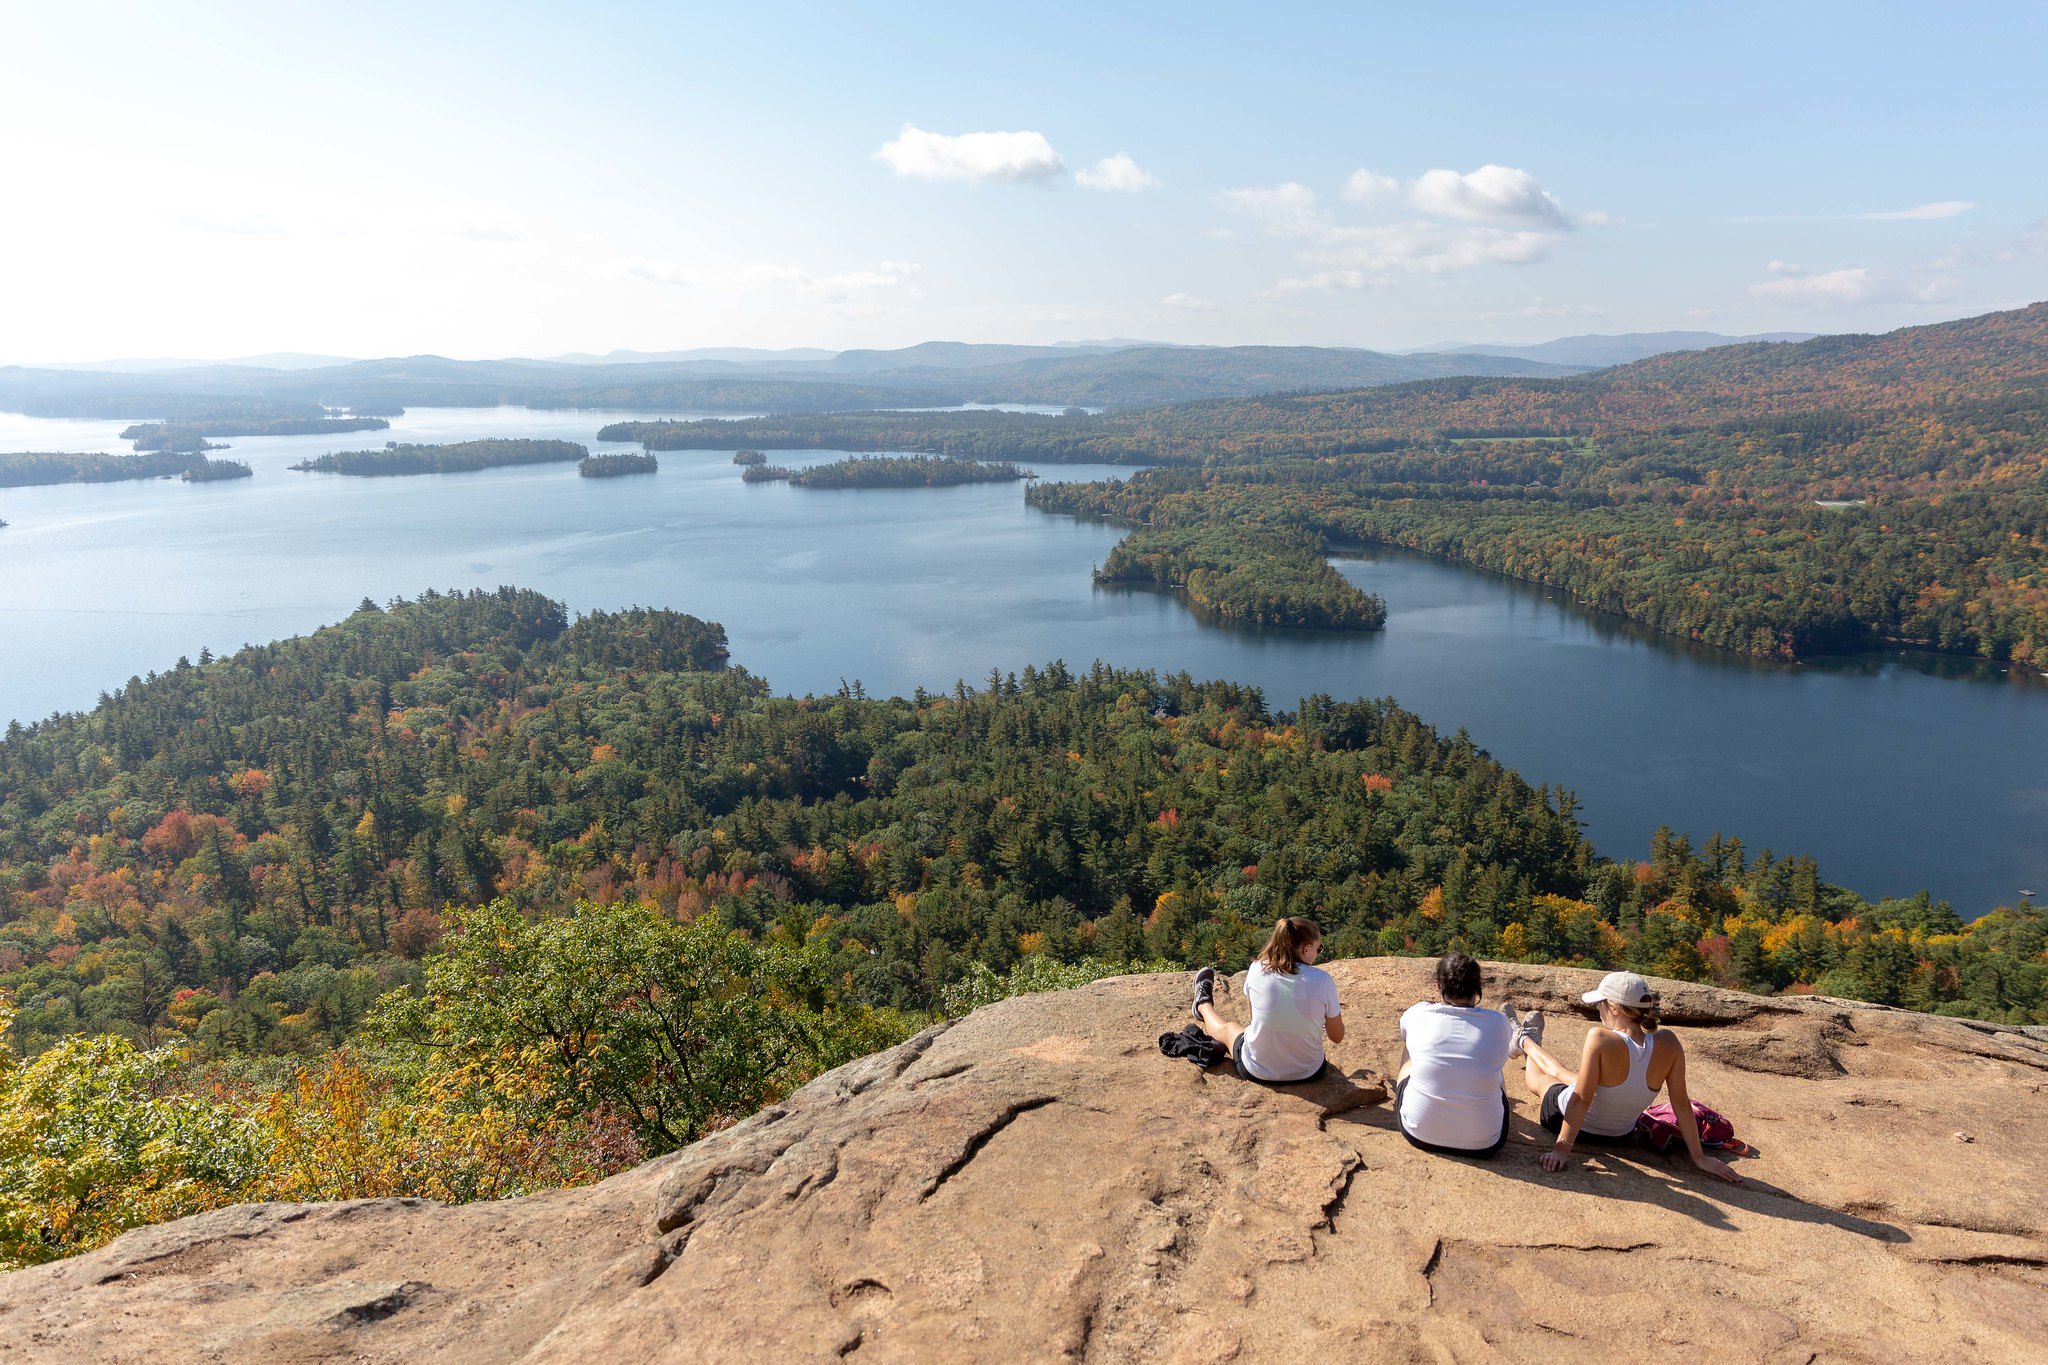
[1513,971,1741,1183]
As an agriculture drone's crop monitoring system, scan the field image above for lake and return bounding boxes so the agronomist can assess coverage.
[2,406,2042,916]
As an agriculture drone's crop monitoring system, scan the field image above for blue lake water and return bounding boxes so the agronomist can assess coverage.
[1,406,2042,916]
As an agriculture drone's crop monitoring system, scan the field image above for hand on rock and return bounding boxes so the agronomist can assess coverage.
[1693,1153,1742,1184]
[1538,1149,1571,1173]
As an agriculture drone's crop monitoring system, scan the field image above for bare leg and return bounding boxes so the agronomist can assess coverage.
[1522,1038,1576,1097]
[1194,1002,1245,1056]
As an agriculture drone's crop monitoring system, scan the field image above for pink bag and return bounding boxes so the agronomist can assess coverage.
[1635,1100,1740,1154]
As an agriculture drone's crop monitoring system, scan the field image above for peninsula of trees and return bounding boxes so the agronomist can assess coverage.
[742,454,1033,488]
[578,452,658,478]
[179,459,253,482]
[291,439,588,476]
[1095,527,1386,630]
[0,590,2039,1264]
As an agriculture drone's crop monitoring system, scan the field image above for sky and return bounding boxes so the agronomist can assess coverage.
[2,1,2045,361]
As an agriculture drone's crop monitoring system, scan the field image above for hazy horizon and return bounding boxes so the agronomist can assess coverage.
[3,2,2044,364]
[11,325,1839,372]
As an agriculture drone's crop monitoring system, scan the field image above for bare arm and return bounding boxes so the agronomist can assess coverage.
[1662,1036,1741,1184]
[1538,1031,1607,1172]
[1326,1011,1345,1044]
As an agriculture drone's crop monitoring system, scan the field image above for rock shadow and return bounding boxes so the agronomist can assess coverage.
[1327,1104,1907,1244]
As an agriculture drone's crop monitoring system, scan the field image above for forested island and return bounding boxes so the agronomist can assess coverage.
[123,416,388,451]
[742,454,1033,488]
[0,589,2039,1264]
[1095,527,1386,630]
[0,451,228,488]
[630,304,2048,663]
[291,439,588,476]
[578,452,658,478]
[733,448,766,465]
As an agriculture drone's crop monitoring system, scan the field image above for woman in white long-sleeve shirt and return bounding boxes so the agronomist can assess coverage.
[1394,952,1515,1158]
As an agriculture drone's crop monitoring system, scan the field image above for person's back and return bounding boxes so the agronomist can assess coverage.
[1576,1026,1661,1138]
[1398,1000,1514,1148]
[1184,917,1343,1086]
[1239,959,1341,1082]
[1394,953,1514,1158]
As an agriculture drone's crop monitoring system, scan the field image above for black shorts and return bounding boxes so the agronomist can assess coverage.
[1229,1037,1328,1086]
[1539,1082,1640,1147]
[1394,1076,1509,1160]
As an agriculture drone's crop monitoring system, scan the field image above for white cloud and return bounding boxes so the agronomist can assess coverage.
[1577,209,1621,227]
[1861,200,1976,221]
[179,210,288,236]
[817,261,922,291]
[607,256,700,287]
[1749,264,1955,308]
[1342,169,1399,203]
[603,258,920,296]
[455,220,523,243]
[874,125,1064,183]
[1076,153,1159,191]
[1306,221,1558,278]
[1223,178,1564,286]
[1480,300,1606,320]
[1407,165,1569,226]
[1159,292,1217,311]
[1220,182,1328,237]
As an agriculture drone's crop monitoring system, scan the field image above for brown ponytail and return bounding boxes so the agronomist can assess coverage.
[1615,993,1662,1031]
[1256,917,1322,975]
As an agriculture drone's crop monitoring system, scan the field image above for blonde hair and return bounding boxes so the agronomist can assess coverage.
[1256,917,1322,975]
[1608,994,1662,1032]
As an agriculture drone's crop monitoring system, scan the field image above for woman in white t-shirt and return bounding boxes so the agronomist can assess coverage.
[1393,952,1515,1158]
[1191,917,1344,1084]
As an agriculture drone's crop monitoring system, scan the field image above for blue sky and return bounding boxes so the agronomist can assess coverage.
[3,1,2044,359]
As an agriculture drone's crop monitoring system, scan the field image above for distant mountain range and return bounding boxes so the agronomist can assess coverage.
[1412,330,1820,368]
[30,352,359,374]
[0,329,1841,420]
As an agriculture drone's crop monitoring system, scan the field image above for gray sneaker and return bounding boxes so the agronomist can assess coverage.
[1509,1007,1546,1058]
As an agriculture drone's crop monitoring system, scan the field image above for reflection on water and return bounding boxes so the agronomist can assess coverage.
[1,406,2042,917]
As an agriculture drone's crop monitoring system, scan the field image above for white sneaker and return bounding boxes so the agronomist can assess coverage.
[1509,1007,1546,1058]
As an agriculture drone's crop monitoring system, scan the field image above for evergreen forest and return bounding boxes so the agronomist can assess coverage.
[1,590,2039,1265]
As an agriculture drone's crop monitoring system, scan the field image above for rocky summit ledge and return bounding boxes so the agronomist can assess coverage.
[2,959,2045,1363]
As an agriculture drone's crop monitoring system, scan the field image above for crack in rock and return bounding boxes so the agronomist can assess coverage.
[918,1096,1058,1202]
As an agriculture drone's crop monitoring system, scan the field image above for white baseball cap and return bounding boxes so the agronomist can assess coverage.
[1581,971,1655,1007]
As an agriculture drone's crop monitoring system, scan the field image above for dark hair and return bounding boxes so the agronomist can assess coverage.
[1257,917,1322,975]
[1436,951,1481,1004]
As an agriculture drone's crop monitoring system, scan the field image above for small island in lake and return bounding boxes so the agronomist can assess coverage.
[0,451,223,488]
[743,454,1035,489]
[579,452,658,478]
[732,448,766,466]
[291,439,588,476]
